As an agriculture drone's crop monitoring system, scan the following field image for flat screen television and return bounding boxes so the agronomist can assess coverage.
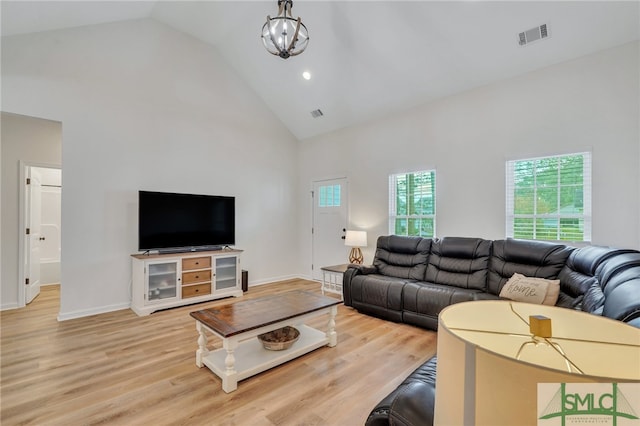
[138,190,235,252]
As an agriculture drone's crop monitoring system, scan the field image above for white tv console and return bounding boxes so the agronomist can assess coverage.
[130,249,243,316]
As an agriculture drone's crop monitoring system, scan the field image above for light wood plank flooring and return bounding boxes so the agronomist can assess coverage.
[1,280,437,426]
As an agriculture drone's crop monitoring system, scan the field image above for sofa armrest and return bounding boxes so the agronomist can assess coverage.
[349,264,377,274]
[388,381,436,426]
[366,356,437,426]
[343,264,376,306]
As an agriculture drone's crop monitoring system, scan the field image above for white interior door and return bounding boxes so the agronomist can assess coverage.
[311,178,348,280]
[25,168,42,304]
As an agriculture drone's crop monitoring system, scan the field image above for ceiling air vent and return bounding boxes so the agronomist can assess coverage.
[310,109,324,118]
[518,24,549,47]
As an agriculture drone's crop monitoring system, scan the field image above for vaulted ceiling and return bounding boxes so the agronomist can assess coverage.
[2,1,639,140]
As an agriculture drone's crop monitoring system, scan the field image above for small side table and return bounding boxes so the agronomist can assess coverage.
[320,264,349,299]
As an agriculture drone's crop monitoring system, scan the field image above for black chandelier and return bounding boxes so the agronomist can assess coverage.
[261,0,309,59]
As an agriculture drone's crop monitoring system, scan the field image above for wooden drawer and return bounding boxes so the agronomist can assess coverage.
[182,283,211,298]
[182,270,212,285]
[182,257,211,271]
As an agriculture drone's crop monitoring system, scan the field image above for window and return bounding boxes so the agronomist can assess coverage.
[389,170,436,237]
[506,152,591,242]
[318,184,341,207]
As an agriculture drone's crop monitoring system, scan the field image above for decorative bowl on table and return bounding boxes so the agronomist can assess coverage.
[258,326,300,351]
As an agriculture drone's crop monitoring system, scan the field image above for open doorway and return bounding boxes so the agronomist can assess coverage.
[19,164,62,305]
[0,112,62,312]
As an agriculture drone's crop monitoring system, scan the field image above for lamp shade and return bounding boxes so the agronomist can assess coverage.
[344,230,367,247]
[434,301,640,426]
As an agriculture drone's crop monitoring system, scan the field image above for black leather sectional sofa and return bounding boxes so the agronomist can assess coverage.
[343,235,640,426]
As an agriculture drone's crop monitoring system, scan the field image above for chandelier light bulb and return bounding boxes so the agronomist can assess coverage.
[261,0,309,59]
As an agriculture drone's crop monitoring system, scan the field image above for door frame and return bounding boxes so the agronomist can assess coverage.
[18,161,62,308]
[310,176,349,280]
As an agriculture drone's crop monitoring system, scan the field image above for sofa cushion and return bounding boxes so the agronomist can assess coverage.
[564,246,631,276]
[557,246,637,312]
[350,274,409,322]
[366,356,438,426]
[601,266,640,322]
[556,272,597,310]
[596,252,640,290]
[425,237,491,291]
[402,282,484,330]
[596,252,640,322]
[373,235,431,280]
[488,239,573,296]
[582,282,605,315]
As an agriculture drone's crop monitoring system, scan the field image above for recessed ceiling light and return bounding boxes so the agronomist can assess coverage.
[302,71,311,80]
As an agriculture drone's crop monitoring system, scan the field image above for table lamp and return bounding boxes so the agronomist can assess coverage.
[434,300,640,426]
[344,230,367,264]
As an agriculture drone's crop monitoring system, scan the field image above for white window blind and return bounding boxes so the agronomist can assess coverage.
[506,152,591,242]
[389,170,436,237]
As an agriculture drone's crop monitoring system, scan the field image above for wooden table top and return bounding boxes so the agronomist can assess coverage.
[190,290,342,337]
[320,264,350,273]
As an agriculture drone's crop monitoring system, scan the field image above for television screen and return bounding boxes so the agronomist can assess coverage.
[138,191,235,252]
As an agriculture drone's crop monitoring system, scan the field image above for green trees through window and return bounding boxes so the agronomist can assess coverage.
[507,153,591,242]
[389,170,436,237]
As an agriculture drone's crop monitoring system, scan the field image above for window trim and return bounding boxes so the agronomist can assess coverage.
[506,152,592,243]
[389,169,437,238]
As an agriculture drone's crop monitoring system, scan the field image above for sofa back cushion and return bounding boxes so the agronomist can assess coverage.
[556,246,629,312]
[373,235,432,280]
[425,237,491,290]
[601,266,640,323]
[488,239,573,296]
[596,252,640,322]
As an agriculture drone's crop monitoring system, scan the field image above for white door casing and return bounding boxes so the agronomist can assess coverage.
[25,167,42,304]
[311,178,348,281]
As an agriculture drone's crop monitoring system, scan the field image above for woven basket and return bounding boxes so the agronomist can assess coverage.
[258,326,300,351]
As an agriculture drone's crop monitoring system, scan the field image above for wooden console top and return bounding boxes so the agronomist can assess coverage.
[131,248,242,260]
[190,290,342,337]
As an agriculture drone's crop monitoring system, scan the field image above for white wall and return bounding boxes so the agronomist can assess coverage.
[3,20,638,318]
[298,42,640,269]
[2,19,301,318]
[1,113,62,309]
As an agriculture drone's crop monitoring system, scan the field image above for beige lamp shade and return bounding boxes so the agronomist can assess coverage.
[344,230,367,247]
[434,301,640,426]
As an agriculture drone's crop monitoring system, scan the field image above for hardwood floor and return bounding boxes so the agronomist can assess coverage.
[1,280,437,426]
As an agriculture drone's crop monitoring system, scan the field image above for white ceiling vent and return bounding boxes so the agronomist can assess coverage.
[518,24,549,47]
[310,109,324,118]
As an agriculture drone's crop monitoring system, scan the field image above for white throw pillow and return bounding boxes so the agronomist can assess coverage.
[500,273,550,305]
[540,278,560,306]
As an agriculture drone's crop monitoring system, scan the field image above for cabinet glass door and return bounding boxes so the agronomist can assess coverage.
[147,262,178,301]
[215,256,237,291]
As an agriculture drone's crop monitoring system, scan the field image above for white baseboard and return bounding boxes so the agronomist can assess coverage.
[57,302,131,321]
[248,274,313,287]
[0,303,19,311]
[295,273,315,281]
